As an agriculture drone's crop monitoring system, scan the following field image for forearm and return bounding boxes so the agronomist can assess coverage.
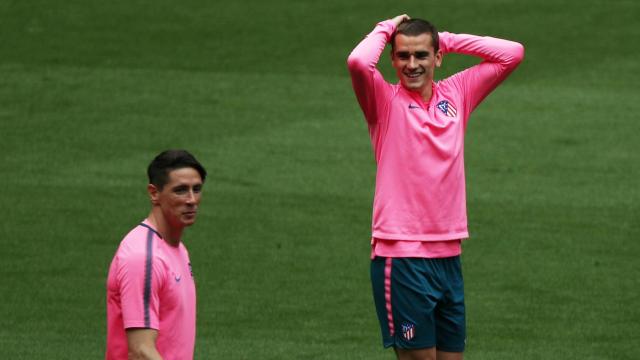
[347,20,396,74]
[127,329,163,360]
[128,345,163,360]
[439,32,524,68]
[438,32,525,114]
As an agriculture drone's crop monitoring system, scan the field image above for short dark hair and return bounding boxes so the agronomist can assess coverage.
[147,149,207,190]
[391,18,439,54]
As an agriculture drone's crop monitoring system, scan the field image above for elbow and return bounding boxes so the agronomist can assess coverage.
[500,41,525,70]
[511,42,525,64]
[347,53,366,72]
[346,55,359,71]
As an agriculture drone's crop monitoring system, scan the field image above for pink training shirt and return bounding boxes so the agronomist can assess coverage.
[347,21,524,257]
[106,220,196,360]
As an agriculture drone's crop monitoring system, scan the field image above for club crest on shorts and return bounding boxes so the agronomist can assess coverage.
[437,100,457,117]
[401,322,416,341]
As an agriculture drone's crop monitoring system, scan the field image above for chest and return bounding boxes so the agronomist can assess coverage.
[382,95,465,156]
[392,97,461,132]
[159,250,195,310]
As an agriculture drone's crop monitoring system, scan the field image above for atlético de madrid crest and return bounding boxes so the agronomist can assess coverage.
[437,100,457,117]
[401,322,416,341]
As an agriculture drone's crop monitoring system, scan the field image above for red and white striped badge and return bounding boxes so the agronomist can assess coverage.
[437,100,457,117]
[401,322,416,341]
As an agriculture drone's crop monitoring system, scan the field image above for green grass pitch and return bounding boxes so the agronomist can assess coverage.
[1,0,639,358]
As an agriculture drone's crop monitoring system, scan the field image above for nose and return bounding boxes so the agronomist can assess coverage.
[407,55,418,69]
[186,190,197,204]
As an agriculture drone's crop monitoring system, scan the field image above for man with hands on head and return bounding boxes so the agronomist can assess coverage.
[347,14,523,360]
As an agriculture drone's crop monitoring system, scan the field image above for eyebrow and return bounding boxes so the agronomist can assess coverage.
[171,183,203,190]
[396,51,431,57]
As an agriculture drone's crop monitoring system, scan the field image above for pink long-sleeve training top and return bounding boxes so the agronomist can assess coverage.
[347,20,524,258]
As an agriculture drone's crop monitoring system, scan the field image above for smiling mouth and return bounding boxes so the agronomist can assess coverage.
[404,71,424,78]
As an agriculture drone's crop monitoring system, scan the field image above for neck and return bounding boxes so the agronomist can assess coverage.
[146,210,183,247]
[420,81,434,103]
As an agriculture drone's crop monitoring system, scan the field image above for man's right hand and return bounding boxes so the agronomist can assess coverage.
[390,14,410,27]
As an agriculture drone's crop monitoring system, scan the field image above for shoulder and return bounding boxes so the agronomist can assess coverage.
[114,225,170,271]
[117,226,153,256]
[434,74,468,100]
[178,242,190,255]
[436,74,460,89]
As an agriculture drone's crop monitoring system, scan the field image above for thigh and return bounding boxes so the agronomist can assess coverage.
[371,257,395,347]
[434,256,466,353]
[371,257,440,350]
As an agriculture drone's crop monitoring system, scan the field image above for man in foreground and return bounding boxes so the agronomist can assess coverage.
[106,149,207,360]
[347,14,524,360]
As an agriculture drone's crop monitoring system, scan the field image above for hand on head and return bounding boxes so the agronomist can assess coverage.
[390,14,410,27]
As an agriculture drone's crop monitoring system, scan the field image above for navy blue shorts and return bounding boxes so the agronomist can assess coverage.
[370,256,466,352]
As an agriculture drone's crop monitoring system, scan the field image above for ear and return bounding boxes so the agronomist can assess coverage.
[435,49,443,68]
[148,184,160,205]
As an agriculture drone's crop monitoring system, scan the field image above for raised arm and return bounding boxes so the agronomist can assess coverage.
[347,15,409,124]
[439,32,525,116]
[348,14,409,72]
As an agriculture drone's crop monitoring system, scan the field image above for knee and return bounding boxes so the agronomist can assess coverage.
[395,347,437,360]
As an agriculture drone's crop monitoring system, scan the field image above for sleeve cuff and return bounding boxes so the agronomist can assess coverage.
[377,20,397,36]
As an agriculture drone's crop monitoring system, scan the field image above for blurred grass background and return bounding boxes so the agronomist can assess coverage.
[0,0,638,358]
